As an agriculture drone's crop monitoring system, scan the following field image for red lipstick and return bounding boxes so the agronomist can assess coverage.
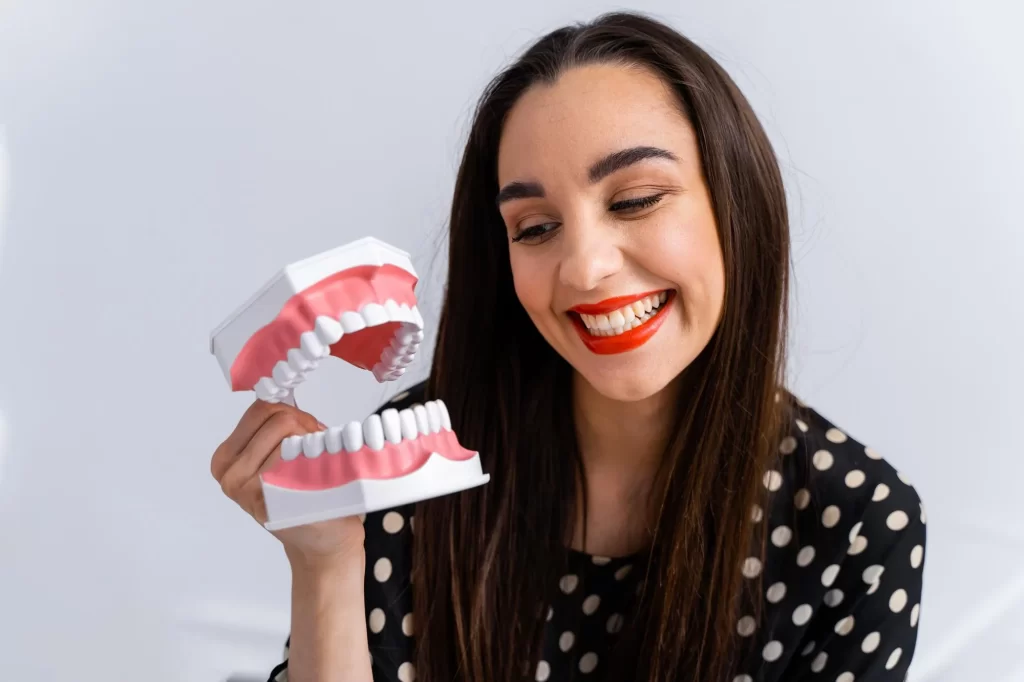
[568,290,674,355]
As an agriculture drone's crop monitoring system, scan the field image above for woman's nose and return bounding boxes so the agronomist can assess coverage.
[557,223,623,292]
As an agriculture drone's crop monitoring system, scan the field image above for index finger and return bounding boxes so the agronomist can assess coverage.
[210,399,290,481]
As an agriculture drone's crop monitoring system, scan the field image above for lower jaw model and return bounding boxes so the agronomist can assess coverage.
[210,237,489,531]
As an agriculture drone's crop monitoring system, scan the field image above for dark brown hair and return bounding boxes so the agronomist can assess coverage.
[417,11,789,682]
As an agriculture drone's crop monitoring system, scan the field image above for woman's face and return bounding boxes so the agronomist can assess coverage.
[497,63,726,402]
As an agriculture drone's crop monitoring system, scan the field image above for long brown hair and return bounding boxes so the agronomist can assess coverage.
[417,11,789,682]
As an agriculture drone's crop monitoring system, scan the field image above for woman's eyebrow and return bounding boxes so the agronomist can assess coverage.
[495,145,677,207]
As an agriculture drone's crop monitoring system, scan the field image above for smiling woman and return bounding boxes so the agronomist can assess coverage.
[216,11,926,682]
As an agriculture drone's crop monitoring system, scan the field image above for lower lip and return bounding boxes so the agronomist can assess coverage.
[569,292,675,355]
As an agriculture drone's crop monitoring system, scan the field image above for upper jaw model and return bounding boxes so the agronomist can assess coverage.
[210,236,489,530]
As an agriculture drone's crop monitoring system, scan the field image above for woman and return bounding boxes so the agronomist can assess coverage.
[211,11,926,682]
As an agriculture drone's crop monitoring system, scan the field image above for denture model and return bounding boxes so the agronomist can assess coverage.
[209,236,489,530]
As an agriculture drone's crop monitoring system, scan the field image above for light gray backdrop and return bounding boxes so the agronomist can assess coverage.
[0,1,1020,681]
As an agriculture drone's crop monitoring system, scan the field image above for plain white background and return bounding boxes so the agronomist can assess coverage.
[1,1,1021,680]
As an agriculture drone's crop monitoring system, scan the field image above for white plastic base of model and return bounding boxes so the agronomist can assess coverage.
[262,452,490,531]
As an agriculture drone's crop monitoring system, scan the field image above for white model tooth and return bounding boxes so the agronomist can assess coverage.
[411,306,425,329]
[287,347,316,372]
[379,347,399,366]
[398,353,416,367]
[362,414,385,451]
[397,302,413,322]
[412,404,430,435]
[300,331,328,361]
[360,302,389,327]
[254,377,278,401]
[399,409,418,440]
[272,360,299,387]
[436,400,452,431]
[342,421,363,452]
[383,299,403,321]
[281,435,303,461]
[397,326,419,345]
[424,401,442,433]
[314,315,344,344]
[380,408,402,444]
[302,432,325,458]
[325,426,344,454]
[340,311,367,333]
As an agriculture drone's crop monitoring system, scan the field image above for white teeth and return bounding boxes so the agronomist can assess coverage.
[412,404,430,435]
[362,414,385,450]
[281,435,303,461]
[255,377,280,401]
[659,291,667,303]
[360,302,389,327]
[578,292,668,337]
[631,301,645,317]
[425,401,442,434]
[399,409,419,440]
[340,311,366,333]
[342,421,363,452]
[437,400,452,430]
[272,360,299,387]
[287,347,316,373]
[325,426,344,454]
[608,310,626,328]
[384,299,404,321]
[380,408,402,444]
[300,330,328,361]
[314,315,344,344]
[302,432,325,458]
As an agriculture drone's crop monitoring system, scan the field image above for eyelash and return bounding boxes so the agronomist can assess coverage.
[511,193,665,243]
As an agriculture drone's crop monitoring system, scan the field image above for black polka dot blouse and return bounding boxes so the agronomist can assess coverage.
[268,384,926,682]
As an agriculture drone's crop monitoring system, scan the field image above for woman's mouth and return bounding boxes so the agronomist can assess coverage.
[568,290,675,354]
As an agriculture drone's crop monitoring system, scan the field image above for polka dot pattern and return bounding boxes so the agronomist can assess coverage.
[266,382,926,682]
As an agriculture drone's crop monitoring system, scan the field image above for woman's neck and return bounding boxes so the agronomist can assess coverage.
[569,372,682,557]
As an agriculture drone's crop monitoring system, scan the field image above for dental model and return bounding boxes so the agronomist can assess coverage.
[210,236,489,530]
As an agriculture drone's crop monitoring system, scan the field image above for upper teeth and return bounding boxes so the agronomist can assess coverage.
[253,300,425,402]
[578,291,668,336]
[280,400,452,460]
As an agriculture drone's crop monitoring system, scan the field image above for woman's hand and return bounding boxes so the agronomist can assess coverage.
[210,399,365,568]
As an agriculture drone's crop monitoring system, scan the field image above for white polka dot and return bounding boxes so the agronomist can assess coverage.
[824,589,844,607]
[822,505,841,528]
[822,564,840,587]
[383,511,405,534]
[762,640,783,662]
[546,607,554,621]
[409,515,415,533]
[559,574,579,593]
[865,446,881,460]
[834,615,855,636]
[737,615,757,636]
[886,648,903,670]
[863,565,885,585]
[826,428,848,443]
[920,503,927,524]
[797,546,816,567]
[848,535,868,555]
[861,631,880,653]
[591,555,611,565]
[897,471,911,485]
[779,436,798,454]
[837,673,855,682]
[734,676,753,682]
[398,662,415,682]
[792,604,813,626]
[607,613,624,633]
[582,595,601,615]
[845,470,866,488]
[614,564,632,581]
[812,449,834,470]
[763,470,783,491]
[889,589,908,613]
[848,521,863,544]
[802,641,815,656]
[872,483,890,501]
[811,651,828,672]
[887,510,910,531]
[911,545,924,569]
[535,660,550,681]
[796,418,809,432]
[767,582,787,603]
[751,504,763,523]
[771,525,793,547]
[578,652,598,674]
[866,581,880,595]
[374,557,393,582]
[911,603,920,627]
[742,557,762,579]
[794,488,811,510]
[368,608,386,633]
[559,631,574,651]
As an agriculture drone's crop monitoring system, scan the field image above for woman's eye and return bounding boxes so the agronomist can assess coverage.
[511,222,559,244]
[609,193,664,213]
